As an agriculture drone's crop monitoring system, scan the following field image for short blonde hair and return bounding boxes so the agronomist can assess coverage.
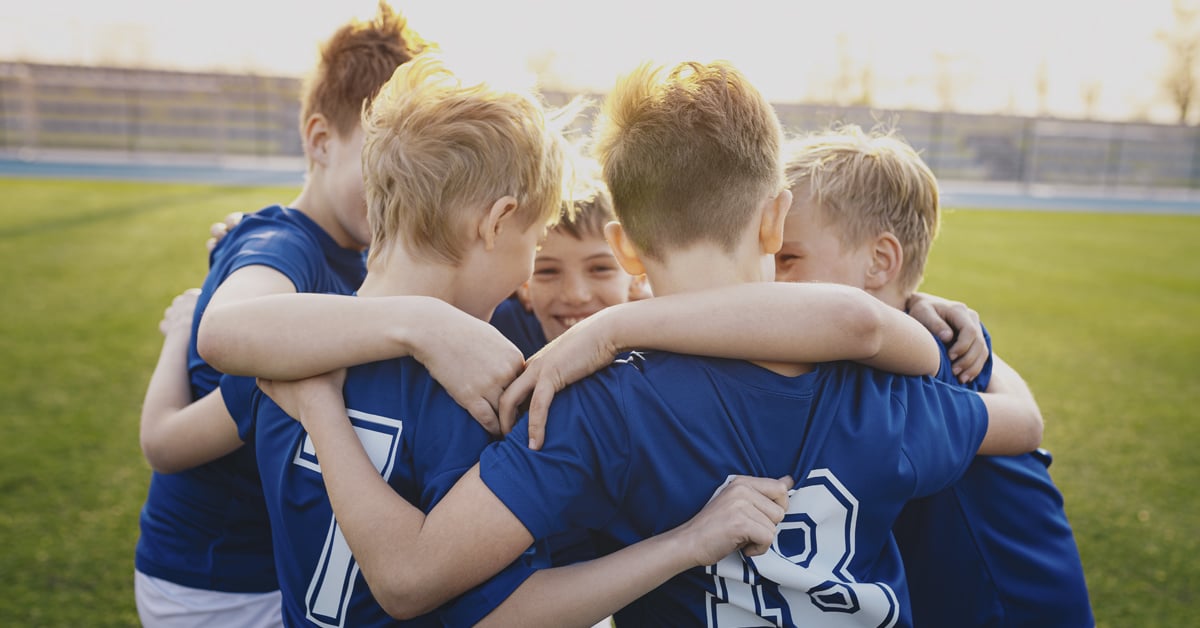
[591,61,785,260]
[783,124,941,295]
[552,152,614,241]
[362,54,567,265]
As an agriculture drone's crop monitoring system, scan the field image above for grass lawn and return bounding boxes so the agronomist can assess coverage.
[0,177,1196,626]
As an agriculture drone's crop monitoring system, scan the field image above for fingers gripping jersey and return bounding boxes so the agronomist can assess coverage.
[481,353,989,627]
[707,470,899,628]
[223,358,534,627]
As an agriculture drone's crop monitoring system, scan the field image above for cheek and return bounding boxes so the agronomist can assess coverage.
[596,276,633,305]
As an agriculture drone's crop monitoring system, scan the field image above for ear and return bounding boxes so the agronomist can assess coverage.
[302,114,332,169]
[516,281,533,312]
[864,232,904,291]
[479,196,520,251]
[603,221,646,277]
[758,189,792,255]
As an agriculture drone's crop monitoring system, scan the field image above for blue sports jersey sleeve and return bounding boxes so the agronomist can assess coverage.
[218,374,260,442]
[898,376,990,497]
[217,219,324,293]
[437,555,538,626]
[478,373,631,541]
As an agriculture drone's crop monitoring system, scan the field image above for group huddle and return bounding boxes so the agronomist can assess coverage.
[133,3,1094,627]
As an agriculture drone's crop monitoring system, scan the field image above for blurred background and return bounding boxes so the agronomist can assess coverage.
[0,2,1197,626]
[2,0,1199,204]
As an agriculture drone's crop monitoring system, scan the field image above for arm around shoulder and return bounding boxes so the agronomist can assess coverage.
[975,354,1044,455]
[604,282,939,375]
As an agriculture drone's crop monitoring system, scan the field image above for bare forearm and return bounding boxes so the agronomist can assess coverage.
[977,355,1044,455]
[478,532,690,627]
[140,331,193,463]
[198,294,439,378]
[601,283,938,375]
[299,402,430,603]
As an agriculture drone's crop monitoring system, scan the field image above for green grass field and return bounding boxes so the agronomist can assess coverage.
[0,177,1196,626]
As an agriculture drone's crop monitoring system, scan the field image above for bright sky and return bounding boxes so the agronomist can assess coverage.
[0,0,1186,123]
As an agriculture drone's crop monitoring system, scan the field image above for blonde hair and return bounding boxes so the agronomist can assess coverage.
[591,61,785,260]
[783,124,941,295]
[362,54,568,265]
[299,1,429,140]
[552,151,614,241]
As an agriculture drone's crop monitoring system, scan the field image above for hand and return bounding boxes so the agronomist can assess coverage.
[497,308,621,449]
[257,369,347,427]
[674,475,792,567]
[515,283,533,312]
[411,307,525,436]
[160,288,201,337]
[906,292,988,383]
[205,211,245,252]
[627,274,652,302]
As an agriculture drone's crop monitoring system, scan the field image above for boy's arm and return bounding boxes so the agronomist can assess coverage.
[258,374,789,621]
[476,475,790,628]
[140,289,244,473]
[975,354,1044,455]
[499,282,940,446]
[199,293,524,433]
[906,291,989,383]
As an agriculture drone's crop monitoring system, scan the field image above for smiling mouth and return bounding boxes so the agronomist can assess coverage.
[554,315,589,328]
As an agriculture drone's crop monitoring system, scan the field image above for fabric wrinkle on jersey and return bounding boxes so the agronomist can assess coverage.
[480,351,990,627]
[135,205,366,593]
[893,325,1094,627]
[222,355,536,627]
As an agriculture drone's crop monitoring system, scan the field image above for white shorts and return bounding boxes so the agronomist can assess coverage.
[134,570,283,628]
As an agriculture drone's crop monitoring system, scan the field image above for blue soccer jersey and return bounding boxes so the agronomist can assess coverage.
[223,357,534,627]
[893,326,1094,627]
[135,205,366,593]
[480,352,990,627]
[489,295,548,359]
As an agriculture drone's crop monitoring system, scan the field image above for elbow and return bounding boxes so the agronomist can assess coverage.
[1023,407,1045,452]
[195,309,231,372]
[139,433,185,474]
[373,571,445,620]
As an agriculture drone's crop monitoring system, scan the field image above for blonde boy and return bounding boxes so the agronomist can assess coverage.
[259,60,1045,627]
[777,125,1094,627]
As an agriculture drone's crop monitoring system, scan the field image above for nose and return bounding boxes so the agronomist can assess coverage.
[561,272,592,305]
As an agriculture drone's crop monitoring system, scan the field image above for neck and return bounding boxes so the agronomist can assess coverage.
[640,244,770,298]
[357,245,495,321]
[868,284,909,312]
[290,181,362,251]
[643,244,809,377]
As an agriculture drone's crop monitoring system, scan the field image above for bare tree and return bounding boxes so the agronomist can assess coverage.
[934,52,956,111]
[1080,80,1102,119]
[1035,59,1050,117]
[1159,0,1200,124]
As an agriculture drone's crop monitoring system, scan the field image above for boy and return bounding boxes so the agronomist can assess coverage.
[133,4,429,625]
[261,60,1044,626]
[150,53,802,626]
[775,126,1093,627]
[490,159,644,358]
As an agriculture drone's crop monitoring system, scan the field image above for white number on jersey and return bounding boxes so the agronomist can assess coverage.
[293,409,403,628]
[705,469,899,627]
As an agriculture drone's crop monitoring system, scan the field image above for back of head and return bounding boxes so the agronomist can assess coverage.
[299,1,430,139]
[783,125,940,295]
[591,61,785,260]
[362,54,568,264]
